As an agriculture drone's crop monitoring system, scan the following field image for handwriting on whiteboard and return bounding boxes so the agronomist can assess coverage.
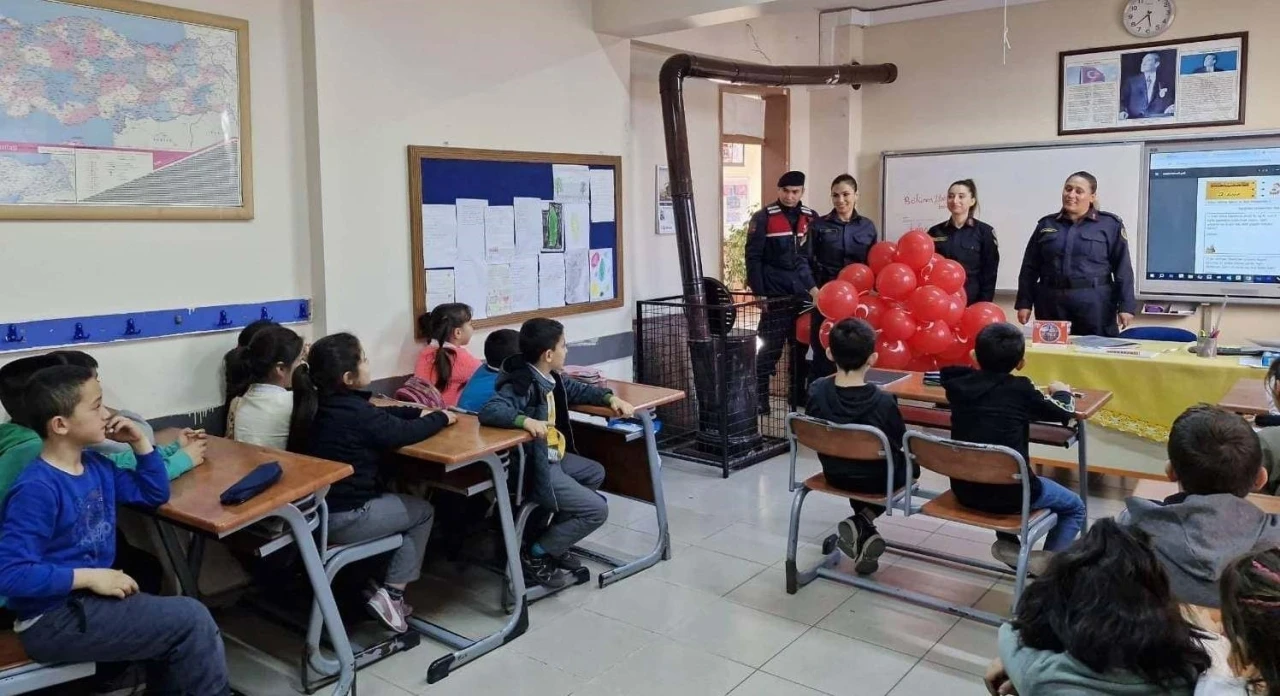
[902,193,947,209]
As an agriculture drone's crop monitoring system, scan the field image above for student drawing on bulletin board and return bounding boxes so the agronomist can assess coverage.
[543,202,565,252]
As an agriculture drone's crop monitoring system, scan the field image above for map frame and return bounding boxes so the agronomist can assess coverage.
[0,0,252,220]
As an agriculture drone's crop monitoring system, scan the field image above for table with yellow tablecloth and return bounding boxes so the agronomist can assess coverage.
[1019,340,1263,442]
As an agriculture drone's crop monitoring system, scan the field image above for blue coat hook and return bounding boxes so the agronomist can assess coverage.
[73,322,90,341]
[124,318,141,336]
[217,310,233,328]
[298,300,311,320]
[260,306,272,321]
[4,325,23,344]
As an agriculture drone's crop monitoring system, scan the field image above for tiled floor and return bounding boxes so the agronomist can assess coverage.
[211,430,1152,696]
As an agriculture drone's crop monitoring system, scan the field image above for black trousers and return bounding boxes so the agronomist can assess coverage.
[756,298,807,408]
[1034,285,1120,337]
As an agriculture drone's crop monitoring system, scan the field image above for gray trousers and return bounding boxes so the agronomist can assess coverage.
[20,593,228,696]
[328,493,434,586]
[539,454,609,557]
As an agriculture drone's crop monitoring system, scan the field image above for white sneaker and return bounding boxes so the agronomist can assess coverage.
[366,587,409,633]
[991,539,1053,577]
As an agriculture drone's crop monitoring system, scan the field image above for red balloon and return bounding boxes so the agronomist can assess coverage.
[876,263,919,301]
[937,335,973,364]
[817,281,859,321]
[818,319,836,350]
[928,253,944,269]
[959,302,1007,341]
[906,355,939,372]
[853,294,887,329]
[838,263,876,295]
[922,259,966,294]
[880,308,917,342]
[868,242,898,275]
[942,292,965,326]
[875,338,913,370]
[894,229,936,271]
[908,285,951,323]
[909,320,955,356]
[795,313,813,344]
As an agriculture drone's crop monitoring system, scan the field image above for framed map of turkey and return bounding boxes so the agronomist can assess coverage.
[0,0,252,219]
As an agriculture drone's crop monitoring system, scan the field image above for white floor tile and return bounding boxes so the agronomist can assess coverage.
[817,590,959,658]
[367,640,452,692]
[871,555,998,608]
[915,531,1002,564]
[405,649,581,696]
[628,505,736,543]
[728,671,830,696]
[695,521,804,566]
[649,545,769,596]
[762,628,919,696]
[923,619,1001,677]
[889,660,990,695]
[571,641,754,696]
[580,575,722,634]
[578,525,688,561]
[668,599,809,667]
[725,566,855,625]
[516,608,660,680]
[355,675,417,696]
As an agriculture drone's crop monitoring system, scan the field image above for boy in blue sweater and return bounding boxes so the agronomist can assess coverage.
[457,329,519,412]
[0,365,228,694]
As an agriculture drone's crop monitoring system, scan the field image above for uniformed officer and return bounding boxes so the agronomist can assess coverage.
[808,174,877,380]
[1015,171,1136,337]
[927,179,999,304]
[746,170,819,410]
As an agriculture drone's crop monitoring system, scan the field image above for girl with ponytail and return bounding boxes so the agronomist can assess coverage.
[224,324,312,452]
[411,303,480,406]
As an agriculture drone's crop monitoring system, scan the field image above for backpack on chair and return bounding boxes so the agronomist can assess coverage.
[394,375,447,410]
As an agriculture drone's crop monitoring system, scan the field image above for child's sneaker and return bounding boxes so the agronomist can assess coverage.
[837,515,886,575]
[367,587,409,633]
[522,547,570,588]
[991,538,1053,576]
[365,578,413,616]
[550,551,584,572]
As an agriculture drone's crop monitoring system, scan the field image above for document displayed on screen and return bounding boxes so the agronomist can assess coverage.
[1194,176,1280,275]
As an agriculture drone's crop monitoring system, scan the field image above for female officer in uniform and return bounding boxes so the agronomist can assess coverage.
[808,174,878,379]
[1015,171,1136,337]
[927,179,998,304]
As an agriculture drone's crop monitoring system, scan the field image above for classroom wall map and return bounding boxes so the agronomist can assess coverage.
[0,0,245,209]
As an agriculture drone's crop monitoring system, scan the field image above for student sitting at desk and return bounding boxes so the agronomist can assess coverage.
[224,324,310,451]
[1120,405,1280,608]
[222,318,277,409]
[1255,360,1280,496]
[414,303,481,407]
[297,332,457,633]
[940,322,1084,575]
[804,318,916,575]
[457,329,519,413]
[479,318,634,589]
[0,365,229,694]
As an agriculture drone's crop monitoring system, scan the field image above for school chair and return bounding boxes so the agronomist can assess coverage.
[1118,326,1196,342]
[0,632,94,695]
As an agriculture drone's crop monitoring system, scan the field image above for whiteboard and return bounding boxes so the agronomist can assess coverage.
[881,142,1144,291]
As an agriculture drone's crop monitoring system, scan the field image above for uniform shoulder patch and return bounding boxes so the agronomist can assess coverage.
[800,206,817,216]
[766,205,781,214]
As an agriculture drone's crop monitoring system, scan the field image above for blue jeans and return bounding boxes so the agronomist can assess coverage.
[1034,478,1087,551]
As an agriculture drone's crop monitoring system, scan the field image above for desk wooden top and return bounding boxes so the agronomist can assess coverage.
[1132,479,1280,514]
[574,380,686,418]
[158,437,352,537]
[882,371,1113,420]
[1218,378,1270,417]
[396,413,531,468]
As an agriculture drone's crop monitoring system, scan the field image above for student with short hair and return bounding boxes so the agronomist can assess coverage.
[457,328,520,413]
[940,322,1084,573]
[0,365,228,694]
[985,519,1210,696]
[804,318,915,574]
[1121,405,1280,608]
[296,332,457,633]
[1198,548,1280,695]
[223,324,312,451]
[479,318,634,588]
[414,303,481,406]
[49,350,159,456]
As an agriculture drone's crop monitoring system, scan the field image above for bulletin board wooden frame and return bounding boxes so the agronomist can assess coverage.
[407,145,625,334]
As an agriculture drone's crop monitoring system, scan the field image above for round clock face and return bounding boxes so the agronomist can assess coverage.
[1124,0,1175,37]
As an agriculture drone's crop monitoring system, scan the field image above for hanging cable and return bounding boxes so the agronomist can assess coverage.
[1002,0,1012,65]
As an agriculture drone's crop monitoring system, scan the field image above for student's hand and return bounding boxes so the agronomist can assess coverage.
[1016,309,1032,325]
[522,419,548,438]
[178,428,207,448]
[106,415,145,444]
[1118,312,1134,330]
[608,396,635,418]
[76,568,139,599]
[441,410,458,426]
[984,657,1017,695]
[1049,381,1072,395]
[181,437,208,467]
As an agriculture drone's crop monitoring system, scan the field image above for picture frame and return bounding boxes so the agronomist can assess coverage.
[656,165,676,235]
[1058,32,1246,136]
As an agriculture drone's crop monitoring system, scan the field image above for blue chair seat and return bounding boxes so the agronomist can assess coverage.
[1119,326,1197,342]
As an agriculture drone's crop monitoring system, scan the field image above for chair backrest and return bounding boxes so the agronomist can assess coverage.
[903,431,1025,485]
[788,415,889,460]
[1118,326,1196,342]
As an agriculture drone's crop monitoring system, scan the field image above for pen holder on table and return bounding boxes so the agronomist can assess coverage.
[1196,336,1218,358]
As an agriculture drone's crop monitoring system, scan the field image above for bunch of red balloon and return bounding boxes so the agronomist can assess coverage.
[798,229,1006,372]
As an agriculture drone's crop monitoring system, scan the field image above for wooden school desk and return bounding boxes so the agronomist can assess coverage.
[390,410,533,685]
[569,380,685,588]
[1218,378,1270,417]
[142,437,357,696]
[881,371,1113,524]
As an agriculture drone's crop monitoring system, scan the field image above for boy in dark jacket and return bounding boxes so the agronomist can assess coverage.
[479,318,633,588]
[940,322,1082,573]
[1120,405,1280,608]
[805,318,915,574]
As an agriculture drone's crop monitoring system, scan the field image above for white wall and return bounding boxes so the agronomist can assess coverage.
[0,0,310,418]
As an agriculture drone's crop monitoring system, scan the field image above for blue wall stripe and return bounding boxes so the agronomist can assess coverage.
[1,299,312,354]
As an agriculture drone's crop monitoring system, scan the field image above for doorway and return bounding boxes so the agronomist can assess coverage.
[720,88,789,291]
